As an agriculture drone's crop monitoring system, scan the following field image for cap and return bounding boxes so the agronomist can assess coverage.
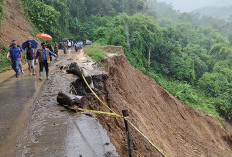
[12,42,17,45]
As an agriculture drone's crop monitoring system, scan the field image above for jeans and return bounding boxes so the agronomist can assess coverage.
[11,58,20,77]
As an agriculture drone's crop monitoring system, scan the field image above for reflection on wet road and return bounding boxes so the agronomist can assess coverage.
[0,75,38,146]
[0,50,119,157]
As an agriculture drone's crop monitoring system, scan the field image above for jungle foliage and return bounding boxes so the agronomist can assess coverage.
[20,0,232,119]
[0,0,4,27]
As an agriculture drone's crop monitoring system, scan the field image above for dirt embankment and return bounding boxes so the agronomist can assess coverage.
[80,55,232,156]
[0,0,36,46]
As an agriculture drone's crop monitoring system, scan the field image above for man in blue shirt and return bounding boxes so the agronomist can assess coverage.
[35,42,57,80]
[10,40,24,73]
[7,42,21,78]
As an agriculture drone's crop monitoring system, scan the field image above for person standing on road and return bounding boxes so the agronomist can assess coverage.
[74,42,78,52]
[47,43,53,62]
[54,41,59,59]
[7,42,22,78]
[24,42,36,75]
[10,40,24,74]
[35,42,57,80]
[63,41,67,54]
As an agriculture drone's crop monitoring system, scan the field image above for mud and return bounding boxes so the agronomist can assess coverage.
[73,54,232,157]
[0,50,119,157]
[0,52,69,156]
[2,46,231,157]
[13,51,118,157]
[0,0,36,46]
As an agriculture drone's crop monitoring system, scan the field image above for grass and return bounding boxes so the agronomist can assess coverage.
[0,45,11,72]
[0,0,4,27]
[148,71,222,118]
[84,47,107,61]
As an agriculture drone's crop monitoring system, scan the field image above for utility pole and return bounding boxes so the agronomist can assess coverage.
[146,42,152,75]
[125,24,131,49]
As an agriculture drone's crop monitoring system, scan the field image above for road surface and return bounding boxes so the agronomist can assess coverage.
[0,49,119,157]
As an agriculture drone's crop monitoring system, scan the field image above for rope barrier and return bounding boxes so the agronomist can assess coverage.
[65,105,123,118]
[57,65,166,157]
[78,67,167,157]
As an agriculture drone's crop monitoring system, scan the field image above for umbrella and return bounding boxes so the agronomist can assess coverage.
[36,33,53,40]
[77,41,83,45]
[22,40,38,50]
[62,38,69,42]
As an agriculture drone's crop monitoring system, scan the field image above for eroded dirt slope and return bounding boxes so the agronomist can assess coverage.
[0,0,35,46]
[85,55,232,157]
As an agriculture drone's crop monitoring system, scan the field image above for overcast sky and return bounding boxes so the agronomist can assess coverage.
[157,0,232,12]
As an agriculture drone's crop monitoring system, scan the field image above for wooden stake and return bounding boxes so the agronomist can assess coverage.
[122,109,133,157]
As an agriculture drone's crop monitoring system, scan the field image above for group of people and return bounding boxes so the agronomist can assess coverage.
[74,41,83,52]
[7,40,58,80]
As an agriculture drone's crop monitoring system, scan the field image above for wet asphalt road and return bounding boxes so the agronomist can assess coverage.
[0,50,119,157]
[0,72,38,146]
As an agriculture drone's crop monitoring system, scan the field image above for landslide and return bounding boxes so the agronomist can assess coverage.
[0,0,35,45]
[84,54,232,157]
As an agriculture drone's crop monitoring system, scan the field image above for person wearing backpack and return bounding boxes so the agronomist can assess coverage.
[24,42,36,75]
[9,40,24,74]
[35,42,57,80]
[7,41,22,78]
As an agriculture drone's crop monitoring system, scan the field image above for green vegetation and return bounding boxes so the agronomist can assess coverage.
[21,0,146,40]
[0,0,4,27]
[0,45,11,72]
[151,73,221,117]
[84,47,107,61]
[78,13,231,119]
[12,0,232,119]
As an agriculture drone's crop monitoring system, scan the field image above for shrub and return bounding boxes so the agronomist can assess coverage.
[0,45,11,72]
[84,47,107,61]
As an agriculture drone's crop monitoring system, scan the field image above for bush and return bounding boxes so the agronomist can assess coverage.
[0,45,11,72]
[22,0,61,39]
[149,71,220,117]
[0,0,3,27]
[84,47,107,61]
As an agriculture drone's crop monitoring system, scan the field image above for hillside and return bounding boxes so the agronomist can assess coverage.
[0,0,36,46]
[79,53,232,156]
[193,5,232,19]
[0,0,232,156]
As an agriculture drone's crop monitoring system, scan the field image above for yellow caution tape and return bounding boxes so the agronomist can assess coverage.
[125,118,166,157]
[78,67,167,157]
[67,105,123,118]
[79,67,118,115]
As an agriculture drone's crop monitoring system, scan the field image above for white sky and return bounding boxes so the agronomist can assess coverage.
[157,0,232,12]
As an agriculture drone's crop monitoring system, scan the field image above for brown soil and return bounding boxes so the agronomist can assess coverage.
[0,0,36,46]
[83,55,232,157]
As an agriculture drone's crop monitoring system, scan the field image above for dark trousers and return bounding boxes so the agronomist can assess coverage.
[49,54,52,61]
[39,61,49,73]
